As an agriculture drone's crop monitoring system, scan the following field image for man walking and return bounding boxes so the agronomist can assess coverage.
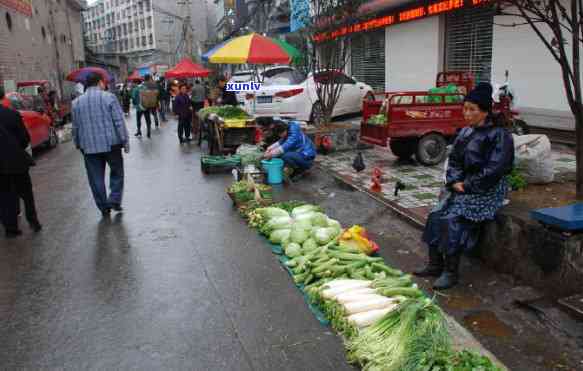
[157,77,170,122]
[0,87,42,238]
[72,73,130,217]
[132,74,159,138]
[190,80,206,138]
[174,83,193,144]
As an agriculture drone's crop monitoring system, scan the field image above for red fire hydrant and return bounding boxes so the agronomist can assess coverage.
[371,167,382,192]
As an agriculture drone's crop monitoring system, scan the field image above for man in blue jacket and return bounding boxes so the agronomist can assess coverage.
[264,120,316,180]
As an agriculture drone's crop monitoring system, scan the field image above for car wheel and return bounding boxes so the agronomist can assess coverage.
[389,138,416,159]
[47,126,59,148]
[309,101,325,126]
[416,133,447,166]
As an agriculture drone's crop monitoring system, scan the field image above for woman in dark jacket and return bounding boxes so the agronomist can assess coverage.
[414,83,514,290]
[173,83,193,144]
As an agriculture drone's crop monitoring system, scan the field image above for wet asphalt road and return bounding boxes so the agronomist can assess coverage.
[0,114,353,370]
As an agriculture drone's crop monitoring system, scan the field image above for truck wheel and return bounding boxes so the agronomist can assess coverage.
[416,133,447,166]
[389,139,416,159]
[511,119,530,135]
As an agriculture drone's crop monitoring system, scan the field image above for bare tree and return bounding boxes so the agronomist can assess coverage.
[497,0,583,198]
[297,0,365,126]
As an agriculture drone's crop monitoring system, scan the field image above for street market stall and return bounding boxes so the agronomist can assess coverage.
[219,181,504,370]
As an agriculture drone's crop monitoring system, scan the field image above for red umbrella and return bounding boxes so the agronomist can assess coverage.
[127,70,144,82]
[165,58,211,79]
[66,67,113,83]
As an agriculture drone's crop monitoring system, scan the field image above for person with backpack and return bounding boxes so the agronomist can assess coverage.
[157,77,170,122]
[133,74,159,138]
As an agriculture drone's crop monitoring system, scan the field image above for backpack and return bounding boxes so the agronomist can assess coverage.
[140,85,159,109]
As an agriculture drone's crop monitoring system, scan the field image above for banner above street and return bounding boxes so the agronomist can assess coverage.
[0,0,33,17]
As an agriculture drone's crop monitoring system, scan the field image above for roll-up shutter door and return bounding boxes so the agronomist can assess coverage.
[351,30,385,92]
[446,6,495,83]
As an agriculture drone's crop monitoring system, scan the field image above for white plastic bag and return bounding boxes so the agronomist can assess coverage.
[513,134,554,184]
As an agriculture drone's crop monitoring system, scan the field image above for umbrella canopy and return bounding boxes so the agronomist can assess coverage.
[66,67,113,84]
[127,70,144,82]
[272,39,302,64]
[165,58,211,79]
[204,33,292,64]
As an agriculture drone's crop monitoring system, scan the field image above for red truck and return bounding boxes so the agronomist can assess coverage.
[360,72,528,166]
[17,80,71,127]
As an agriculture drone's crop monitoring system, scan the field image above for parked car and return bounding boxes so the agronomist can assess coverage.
[17,80,72,127]
[230,67,298,105]
[1,92,58,149]
[246,69,374,124]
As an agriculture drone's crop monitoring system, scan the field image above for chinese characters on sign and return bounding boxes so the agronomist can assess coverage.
[0,0,33,17]
[315,0,473,42]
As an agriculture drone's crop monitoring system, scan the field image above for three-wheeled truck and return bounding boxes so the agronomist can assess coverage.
[360,72,528,166]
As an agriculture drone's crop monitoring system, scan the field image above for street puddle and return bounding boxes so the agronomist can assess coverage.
[444,295,482,310]
[463,311,515,338]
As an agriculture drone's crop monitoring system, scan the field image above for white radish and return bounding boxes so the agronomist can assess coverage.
[321,281,372,299]
[323,279,371,289]
[344,297,399,315]
[334,289,379,303]
[348,306,398,328]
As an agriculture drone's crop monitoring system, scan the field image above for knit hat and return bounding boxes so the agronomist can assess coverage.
[465,82,493,112]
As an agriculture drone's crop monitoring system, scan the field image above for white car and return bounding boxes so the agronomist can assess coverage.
[230,67,298,105]
[245,69,374,124]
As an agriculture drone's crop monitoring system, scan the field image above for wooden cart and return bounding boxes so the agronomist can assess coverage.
[200,113,258,156]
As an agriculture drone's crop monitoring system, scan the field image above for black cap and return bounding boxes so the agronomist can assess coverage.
[465,82,493,112]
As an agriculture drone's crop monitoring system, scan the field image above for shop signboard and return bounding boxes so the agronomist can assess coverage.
[291,0,310,32]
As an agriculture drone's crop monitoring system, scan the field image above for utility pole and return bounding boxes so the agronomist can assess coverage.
[177,0,194,60]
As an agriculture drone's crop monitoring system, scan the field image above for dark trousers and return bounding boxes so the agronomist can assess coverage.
[422,210,481,256]
[0,173,39,232]
[137,108,159,135]
[160,99,169,122]
[281,152,314,171]
[178,116,192,141]
[83,146,124,212]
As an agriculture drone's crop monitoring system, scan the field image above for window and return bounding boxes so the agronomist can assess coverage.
[136,36,139,47]
[61,34,67,44]
[263,70,306,86]
[41,26,46,40]
[147,16,152,28]
[5,12,12,32]
[149,33,153,45]
[142,36,146,47]
[130,38,134,48]
[140,19,145,30]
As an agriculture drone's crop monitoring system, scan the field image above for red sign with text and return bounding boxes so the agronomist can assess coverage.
[0,0,33,17]
[315,0,472,42]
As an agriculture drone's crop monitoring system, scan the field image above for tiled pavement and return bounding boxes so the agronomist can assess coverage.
[315,146,577,224]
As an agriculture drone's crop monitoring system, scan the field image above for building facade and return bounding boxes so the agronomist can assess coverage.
[0,0,86,97]
[83,0,219,71]
[305,0,577,130]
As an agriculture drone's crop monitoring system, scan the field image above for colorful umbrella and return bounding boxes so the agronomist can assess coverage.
[165,58,211,79]
[127,70,144,82]
[203,33,292,64]
[66,67,113,83]
[272,39,302,64]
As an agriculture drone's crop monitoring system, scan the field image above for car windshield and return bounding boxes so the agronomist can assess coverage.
[231,72,254,82]
[262,70,306,86]
[7,95,27,110]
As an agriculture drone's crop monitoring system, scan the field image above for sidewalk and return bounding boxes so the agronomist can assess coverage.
[315,145,577,226]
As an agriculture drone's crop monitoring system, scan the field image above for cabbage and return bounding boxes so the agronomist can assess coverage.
[291,205,320,218]
[292,219,313,229]
[257,207,289,219]
[303,238,318,251]
[290,226,310,244]
[311,212,329,227]
[270,229,291,244]
[327,219,342,233]
[285,242,302,257]
[294,212,316,224]
[313,227,339,245]
[265,216,293,232]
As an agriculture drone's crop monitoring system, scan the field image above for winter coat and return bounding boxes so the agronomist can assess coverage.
[446,117,514,194]
[279,121,316,160]
[0,106,33,174]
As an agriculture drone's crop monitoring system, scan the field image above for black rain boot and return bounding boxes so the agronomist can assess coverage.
[413,248,444,277]
[433,253,461,290]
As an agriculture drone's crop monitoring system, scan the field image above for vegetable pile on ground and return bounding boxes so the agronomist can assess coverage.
[199,105,249,120]
[241,201,502,371]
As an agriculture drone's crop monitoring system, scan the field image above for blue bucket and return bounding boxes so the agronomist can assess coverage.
[261,159,284,184]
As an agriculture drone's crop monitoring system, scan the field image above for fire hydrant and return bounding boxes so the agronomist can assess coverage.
[370,167,382,192]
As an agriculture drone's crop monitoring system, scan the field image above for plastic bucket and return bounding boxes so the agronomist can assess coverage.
[261,159,284,184]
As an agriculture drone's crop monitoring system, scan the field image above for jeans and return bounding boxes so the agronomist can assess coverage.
[281,152,314,171]
[137,108,159,135]
[83,146,124,212]
[160,99,170,121]
[178,116,192,141]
